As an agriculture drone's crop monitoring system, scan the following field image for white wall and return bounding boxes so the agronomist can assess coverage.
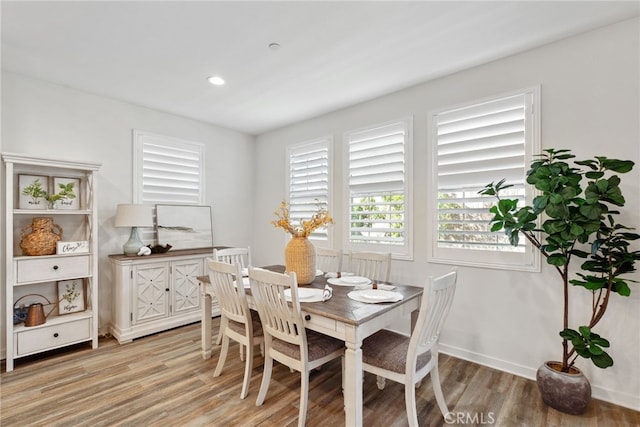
[1,72,256,347]
[253,18,640,409]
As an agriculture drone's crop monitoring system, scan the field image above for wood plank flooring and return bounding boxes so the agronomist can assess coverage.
[2,319,639,426]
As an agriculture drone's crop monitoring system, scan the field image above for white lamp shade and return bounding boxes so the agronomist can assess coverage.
[115,204,154,228]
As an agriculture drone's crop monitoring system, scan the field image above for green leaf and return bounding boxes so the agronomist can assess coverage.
[585,171,604,179]
[547,253,567,266]
[602,159,634,173]
[591,352,614,368]
[578,326,591,339]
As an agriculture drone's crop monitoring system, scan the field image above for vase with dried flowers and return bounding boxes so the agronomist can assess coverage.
[272,200,334,284]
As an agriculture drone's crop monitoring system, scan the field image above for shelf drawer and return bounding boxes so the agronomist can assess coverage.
[16,255,90,283]
[16,317,91,356]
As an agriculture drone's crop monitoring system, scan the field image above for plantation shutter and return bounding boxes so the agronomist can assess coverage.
[288,138,330,240]
[435,92,529,252]
[347,120,409,250]
[134,130,205,205]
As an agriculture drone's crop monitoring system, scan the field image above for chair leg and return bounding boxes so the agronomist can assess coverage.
[256,354,273,406]
[431,365,449,418]
[239,343,245,362]
[298,372,309,427]
[376,375,386,390]
[240,341,253,399]
[405,380,419,427]
[214,335,230,377]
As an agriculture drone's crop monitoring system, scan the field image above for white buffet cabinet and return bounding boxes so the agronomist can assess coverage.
[109,248,221,344]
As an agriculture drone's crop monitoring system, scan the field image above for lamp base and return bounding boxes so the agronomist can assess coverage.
[123,227,143,256]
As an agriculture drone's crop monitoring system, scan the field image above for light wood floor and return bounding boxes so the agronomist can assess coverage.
[2,319,638,427]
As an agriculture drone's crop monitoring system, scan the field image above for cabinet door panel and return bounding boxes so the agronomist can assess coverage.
[133,263,169,324]
[173,259,201,314]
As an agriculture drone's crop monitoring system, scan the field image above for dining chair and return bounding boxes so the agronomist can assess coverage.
[212,246,252,347]
[249,267,344,427]
[347,251,391,282]
[361,269,457,426]
[207,259,263,399]
[213,246,252,270]
[315,247,343,273]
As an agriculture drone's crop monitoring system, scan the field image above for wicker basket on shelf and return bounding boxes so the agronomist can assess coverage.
[19,217,64,256]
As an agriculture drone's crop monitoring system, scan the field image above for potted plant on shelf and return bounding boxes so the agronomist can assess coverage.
[480,148,640,415]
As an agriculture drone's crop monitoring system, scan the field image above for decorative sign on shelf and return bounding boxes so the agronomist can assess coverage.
[57,241,89,254]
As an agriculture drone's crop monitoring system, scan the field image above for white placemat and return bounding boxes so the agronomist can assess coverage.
[347,289,403,303]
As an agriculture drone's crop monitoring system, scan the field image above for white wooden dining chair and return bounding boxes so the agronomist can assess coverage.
[212,247,252,347]
[249,267,344,427]
[213,246,252,270]
[207,259,263,399]
[347,251,391,282]
[315,247,343,273]
[361,269,457,426]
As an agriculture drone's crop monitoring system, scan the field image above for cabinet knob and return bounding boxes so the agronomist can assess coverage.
[304,314,311,321]
[165,288,170,292]
[53,333,59,338]
[53,265,59,270]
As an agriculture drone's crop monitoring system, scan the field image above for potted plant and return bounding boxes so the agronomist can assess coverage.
[47,182,76,209]
[21,178,48,209]
[480,148,640,415]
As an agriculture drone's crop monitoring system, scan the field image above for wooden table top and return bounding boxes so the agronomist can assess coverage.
[199,265,423,327]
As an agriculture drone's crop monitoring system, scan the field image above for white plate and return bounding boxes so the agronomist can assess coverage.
[316,269,324,276]
[348,289,403,303]
[284,288,325,302]
[327,277,372,287]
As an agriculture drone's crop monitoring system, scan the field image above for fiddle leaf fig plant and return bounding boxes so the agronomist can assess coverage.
[480,149,640,372]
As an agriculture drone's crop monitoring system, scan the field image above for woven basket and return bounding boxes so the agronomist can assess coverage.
[20,217,64,256]
[284,237,316,285]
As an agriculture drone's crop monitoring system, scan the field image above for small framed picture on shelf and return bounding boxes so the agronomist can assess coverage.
[18,174,49,210]
[51,176,81,210]
[57,279,86,315]
[57,241,89,255]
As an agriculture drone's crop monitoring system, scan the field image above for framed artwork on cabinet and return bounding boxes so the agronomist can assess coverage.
[52,176,81,209]
[18,174,49,209]
[57,279,86,314]
[156,204,213,250]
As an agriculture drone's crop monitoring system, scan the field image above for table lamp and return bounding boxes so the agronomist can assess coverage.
[115,204,154,256]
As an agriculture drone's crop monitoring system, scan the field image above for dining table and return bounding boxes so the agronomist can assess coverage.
[198,265,423,427]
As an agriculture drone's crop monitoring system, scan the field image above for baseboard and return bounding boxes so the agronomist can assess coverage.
[439,343,640,412]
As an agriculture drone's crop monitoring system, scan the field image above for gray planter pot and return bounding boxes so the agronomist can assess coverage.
[536,361,591,415]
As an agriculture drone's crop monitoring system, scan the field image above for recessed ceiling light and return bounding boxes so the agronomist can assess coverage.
[207,76,225,86]
[268,42,281,51]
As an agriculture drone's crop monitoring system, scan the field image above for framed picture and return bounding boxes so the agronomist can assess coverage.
[57,279,85,314]
[52,176,81,209]
[57,241,90,254]
[18,174,49,209]
[156,204,213,250]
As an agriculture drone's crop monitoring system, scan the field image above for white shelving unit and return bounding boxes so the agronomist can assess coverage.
[3,152,101,371]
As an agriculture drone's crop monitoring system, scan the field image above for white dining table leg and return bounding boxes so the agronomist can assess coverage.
[201,289,212,360]
[344,337,364,426]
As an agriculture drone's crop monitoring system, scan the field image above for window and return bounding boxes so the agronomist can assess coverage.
[133,130,205,205]
[345,119,412,257]
[287,137,331,241]
[429,88,540,270]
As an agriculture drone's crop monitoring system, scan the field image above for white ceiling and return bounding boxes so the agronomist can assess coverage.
[2,1,639,135]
